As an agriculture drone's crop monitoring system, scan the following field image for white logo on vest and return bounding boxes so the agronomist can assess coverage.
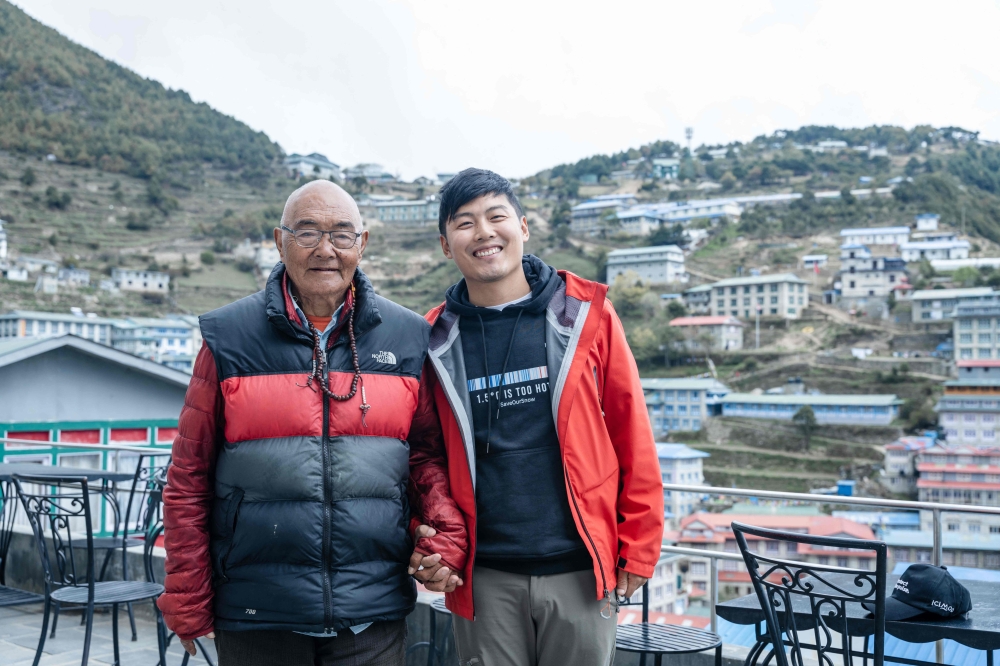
[372,351,397,365]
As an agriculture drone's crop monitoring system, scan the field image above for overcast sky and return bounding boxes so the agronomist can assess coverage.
[14,0,1000,179]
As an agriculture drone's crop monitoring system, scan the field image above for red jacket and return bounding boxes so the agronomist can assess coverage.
[158,268,467,639]
[426,269,664,620]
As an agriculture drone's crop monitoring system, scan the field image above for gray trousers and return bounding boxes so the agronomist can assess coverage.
[452,566,618,666]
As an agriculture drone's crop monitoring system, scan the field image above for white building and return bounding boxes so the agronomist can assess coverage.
[652,157,680,180]
[255,246,281,275]
[880,436,935,497]
[911,287,993,321]
[953,295,1000,360]
[359,197,440,227]
[646,553,689,615]
[642,377,731,437]
[900,240,970,262]
[615,209,664,236]
[344,163,396,184]
[57,268,91,288]
[708,273,809,320]
[933,258,1000,273]
[0,310,116,344]
[838,244,908,298]
[682,284,713,314]
[570,195,638,234]
[17,256,59,274]
[721,393,902,425]
[606,245,686,285]
[915,213,940,231]
[112,317,195,372]
[656,200,741,225]
[284,153,341,180]
[111,269,170,294]
[4,266,27,282]
[657,443,709,528]
[839,226,911,246]
[669,315,745,351]
[802,254,828,270]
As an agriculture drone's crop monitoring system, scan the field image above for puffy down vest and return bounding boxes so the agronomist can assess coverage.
[203,265,431,633]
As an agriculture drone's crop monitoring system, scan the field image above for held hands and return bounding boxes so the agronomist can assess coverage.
[616,569,648,601]
[409,525,463,593]
[180,632,215,657]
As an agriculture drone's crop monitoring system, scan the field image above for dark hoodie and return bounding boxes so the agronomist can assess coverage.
[445,255,590,576]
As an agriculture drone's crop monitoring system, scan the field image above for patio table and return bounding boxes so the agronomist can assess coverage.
[717,572,1000,666]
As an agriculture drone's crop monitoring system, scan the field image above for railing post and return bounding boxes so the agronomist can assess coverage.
[932,508,944,664]
[710,556,719,634]
[932,508,942,566]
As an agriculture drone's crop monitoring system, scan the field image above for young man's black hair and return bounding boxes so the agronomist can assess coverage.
[437,167,524,236]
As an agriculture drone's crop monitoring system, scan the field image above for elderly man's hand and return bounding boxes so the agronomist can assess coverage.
[179,632,215,657]
[408,525,463,593]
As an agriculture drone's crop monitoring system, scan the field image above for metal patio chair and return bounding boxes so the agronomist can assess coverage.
[0,480,44,608]
[731,520,888,666]
[13,474,166,666]
[615,581,723,666]
[51,453,171,642]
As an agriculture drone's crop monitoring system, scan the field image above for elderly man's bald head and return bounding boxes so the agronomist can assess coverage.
[281,180,363,231]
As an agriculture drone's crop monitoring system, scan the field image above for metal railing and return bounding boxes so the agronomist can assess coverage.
[662,483,1000,660]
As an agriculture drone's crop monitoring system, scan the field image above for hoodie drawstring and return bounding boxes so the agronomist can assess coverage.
[479,309,524,454]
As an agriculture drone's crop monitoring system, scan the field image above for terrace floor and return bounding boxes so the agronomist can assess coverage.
[0,603,217,666]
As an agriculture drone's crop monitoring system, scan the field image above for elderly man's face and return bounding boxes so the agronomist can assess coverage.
[274,181,368,307]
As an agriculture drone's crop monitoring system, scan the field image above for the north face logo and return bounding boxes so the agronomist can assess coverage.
[372,351,397,364]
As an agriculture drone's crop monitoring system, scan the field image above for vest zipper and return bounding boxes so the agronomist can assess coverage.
[563,465,611,615]
[321,369,333,632]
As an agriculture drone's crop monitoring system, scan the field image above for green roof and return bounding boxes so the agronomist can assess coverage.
[722,393,902,407]
[684,284,713,293]
[710,273,808,288]
[944,379,1000,387]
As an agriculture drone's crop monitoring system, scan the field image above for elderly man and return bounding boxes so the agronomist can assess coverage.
[157,180,468,666]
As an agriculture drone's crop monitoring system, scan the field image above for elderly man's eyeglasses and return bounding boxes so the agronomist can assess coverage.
[280,225,361,249]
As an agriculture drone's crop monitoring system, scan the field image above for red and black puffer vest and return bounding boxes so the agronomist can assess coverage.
[201,264,430,633]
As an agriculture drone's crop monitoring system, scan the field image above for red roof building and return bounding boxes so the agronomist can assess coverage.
[668,512,877,600]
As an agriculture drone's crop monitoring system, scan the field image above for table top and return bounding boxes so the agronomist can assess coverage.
[717,572,1000,651]
[0,463,134,484]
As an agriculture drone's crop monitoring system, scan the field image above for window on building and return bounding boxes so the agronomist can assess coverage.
[980,318,993,328]
[970,523,982,533]
[960,319,973,330]
[770,296,778,305]
[691,562,707,575]
[836,557,849,567]
[817,556,829,565]
[766,541,779,553]
[961,348,973,359]
[770,308,778,315]
[981,334,993,344]
[947,523,960,531]
[962,552,978,567]
[770,284,778,292]
[960,333,973,344]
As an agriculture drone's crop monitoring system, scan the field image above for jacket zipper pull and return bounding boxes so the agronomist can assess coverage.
[600,589,613,619]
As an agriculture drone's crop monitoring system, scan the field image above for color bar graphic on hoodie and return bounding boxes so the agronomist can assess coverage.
[467,365,549,392]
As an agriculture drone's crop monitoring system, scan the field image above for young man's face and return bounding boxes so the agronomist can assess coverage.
[440,193,529,284]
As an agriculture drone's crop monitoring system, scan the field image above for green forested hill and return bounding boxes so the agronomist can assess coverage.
[0,1,281,183]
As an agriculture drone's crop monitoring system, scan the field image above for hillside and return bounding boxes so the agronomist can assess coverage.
[0,1,281,183]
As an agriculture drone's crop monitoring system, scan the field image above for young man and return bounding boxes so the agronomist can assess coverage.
[425,168,664,665]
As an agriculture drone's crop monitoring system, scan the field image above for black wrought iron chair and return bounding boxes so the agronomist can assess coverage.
[405,596,452,666]
[615,581,722,666]
[12,474,166,666]
[0,479,44,607]
[731,520,888,666]
[144,472,216,666]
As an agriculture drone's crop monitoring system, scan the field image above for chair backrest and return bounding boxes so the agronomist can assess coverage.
[731,521,887,666]
[0,481,17,585]
[143,473,167,585]
[120,453,172,541]
[12,475,96,599]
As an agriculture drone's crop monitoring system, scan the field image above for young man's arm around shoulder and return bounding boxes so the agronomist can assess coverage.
[406,359,468,592]
[599,299,665,598]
